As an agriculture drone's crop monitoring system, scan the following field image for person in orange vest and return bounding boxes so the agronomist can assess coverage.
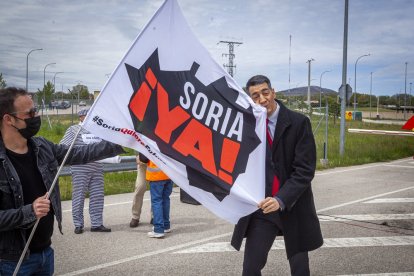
[139,154,173,238]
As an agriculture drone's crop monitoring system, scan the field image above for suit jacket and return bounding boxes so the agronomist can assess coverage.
[231,100,323,259]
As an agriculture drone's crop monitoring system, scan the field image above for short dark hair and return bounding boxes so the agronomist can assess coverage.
[246,75,272,92]
[0,87,29,121]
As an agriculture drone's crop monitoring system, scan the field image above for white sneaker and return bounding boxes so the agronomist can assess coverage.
[147,231,165,238]
[152,227,172,233]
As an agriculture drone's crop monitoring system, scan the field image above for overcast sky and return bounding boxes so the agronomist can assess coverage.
[1,0,413,97]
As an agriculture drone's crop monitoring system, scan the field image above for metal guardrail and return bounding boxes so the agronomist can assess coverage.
[59,156,137,176]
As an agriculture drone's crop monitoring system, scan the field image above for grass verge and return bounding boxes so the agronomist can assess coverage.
[39,114,413,200]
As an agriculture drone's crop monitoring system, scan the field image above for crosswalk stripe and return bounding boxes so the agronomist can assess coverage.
[364,198,414,204]
[316,186,414,213]
[173,236,414,254]
[318,213,414,222]
[384,164,414,169]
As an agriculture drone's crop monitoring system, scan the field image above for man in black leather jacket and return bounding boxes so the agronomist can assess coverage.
[0,87,124,275]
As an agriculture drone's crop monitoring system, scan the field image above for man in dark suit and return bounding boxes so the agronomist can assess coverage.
[231,75,323,276]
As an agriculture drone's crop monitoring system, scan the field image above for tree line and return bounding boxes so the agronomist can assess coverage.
[0,73,92,105]
[0,72,411,114]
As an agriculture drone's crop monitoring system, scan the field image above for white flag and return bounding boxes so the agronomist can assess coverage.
[82,0,267,224]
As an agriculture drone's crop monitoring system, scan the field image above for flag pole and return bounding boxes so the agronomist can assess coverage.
[13,126,82,276]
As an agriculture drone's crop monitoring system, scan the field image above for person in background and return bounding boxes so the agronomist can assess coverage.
[231,75,323,276]
[139,154,173,238]
[0,87,123,275]
[60,108,112,234]
[129,153,148,228]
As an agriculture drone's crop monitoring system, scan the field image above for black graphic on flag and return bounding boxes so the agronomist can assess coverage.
[126,49,260,200]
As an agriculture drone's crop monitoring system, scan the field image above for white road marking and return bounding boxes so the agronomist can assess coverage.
[58,161,413,275]
[317,186,414,213]
[173,236,414,254]
[364,198,414,204]
[384,164,414,169]
[316,164,384,176]
[315,158,412,177]
[318,213,414,222]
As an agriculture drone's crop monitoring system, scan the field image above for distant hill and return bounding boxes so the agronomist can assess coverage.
[278,86,338,97]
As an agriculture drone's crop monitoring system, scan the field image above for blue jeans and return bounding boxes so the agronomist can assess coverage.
[0,246,54,276]
[150,180,173,233]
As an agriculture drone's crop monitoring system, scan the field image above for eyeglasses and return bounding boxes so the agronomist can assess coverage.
[251,88,272,102]
[9,107,38,118]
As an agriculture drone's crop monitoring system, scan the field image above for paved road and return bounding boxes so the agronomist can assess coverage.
[52,158,414,275]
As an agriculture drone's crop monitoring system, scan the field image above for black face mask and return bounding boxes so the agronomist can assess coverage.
[12,116,42,139]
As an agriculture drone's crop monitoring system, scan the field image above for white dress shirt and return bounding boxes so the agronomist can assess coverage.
[267,102,280,139]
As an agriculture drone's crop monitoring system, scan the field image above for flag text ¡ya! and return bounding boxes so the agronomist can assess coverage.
[129,67,241,186]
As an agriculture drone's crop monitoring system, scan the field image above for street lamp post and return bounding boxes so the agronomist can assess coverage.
[26,48,43,92]
[42,63,56,115]
[410,82,412,106]
[76,81,83,114]
[404,62,408,120]
[376,96,380,119]
[307,58,315,114]
[319,70,330,111]
[53,72,64,100]
[339,0,349,156]
[353,53,370,111]
[369,72,373,119]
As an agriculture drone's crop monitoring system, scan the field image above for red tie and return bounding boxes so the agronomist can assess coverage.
[266,119,280,196]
